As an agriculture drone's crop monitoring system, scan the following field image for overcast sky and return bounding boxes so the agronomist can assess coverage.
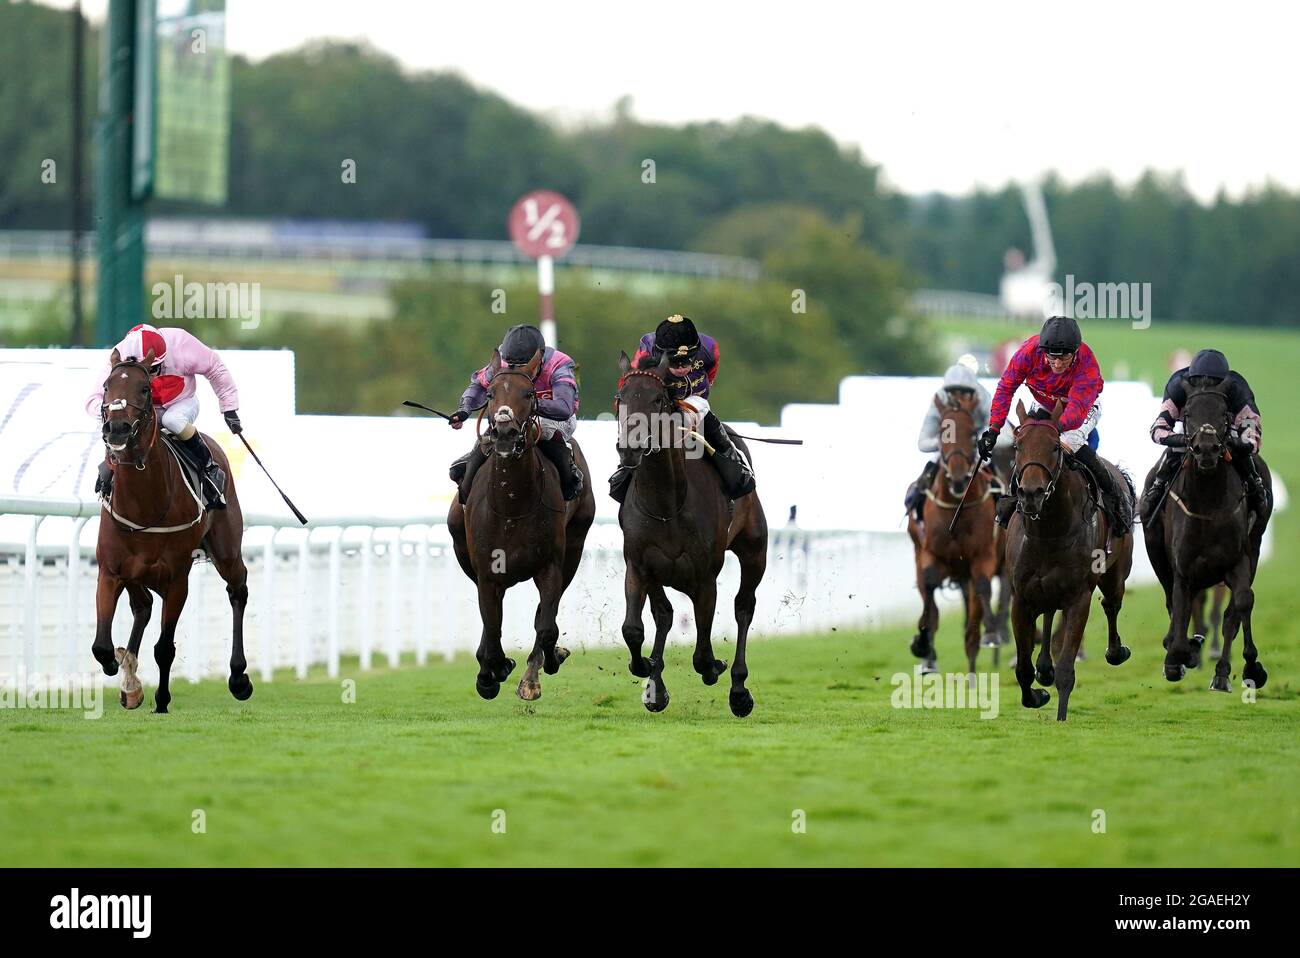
[46,0,1300,201]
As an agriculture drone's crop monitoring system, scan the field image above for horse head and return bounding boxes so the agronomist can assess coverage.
[937,393,978,499]
[1184,383,1230,474]
[484,347,541,459]
[100,347,157,468]
[615,349,675,471]
[1012,398,1064,519]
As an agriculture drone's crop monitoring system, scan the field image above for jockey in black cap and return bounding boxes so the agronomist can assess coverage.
[611,314,756,501]
[1140,348,1268,523]
[447,324,584,504]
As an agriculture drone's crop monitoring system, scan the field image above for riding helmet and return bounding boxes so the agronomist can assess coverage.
[1188,348,1230,382]
[500,324,546,366]
[653,314,700,364]
[1039,315,1082,354]
[943,363,978,393]
[122,323,167,371]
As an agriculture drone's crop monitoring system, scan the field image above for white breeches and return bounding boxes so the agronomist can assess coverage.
[680,395,710,433]
[160,397,200,437]
[1031,399,1100,453]
[539,415,576,443]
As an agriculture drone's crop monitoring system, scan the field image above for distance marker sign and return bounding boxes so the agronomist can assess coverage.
[508,190,580,259]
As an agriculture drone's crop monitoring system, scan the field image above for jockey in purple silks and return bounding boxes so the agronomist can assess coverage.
[447,324,584,503]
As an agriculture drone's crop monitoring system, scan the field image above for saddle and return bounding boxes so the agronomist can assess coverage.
[163,434,226,508]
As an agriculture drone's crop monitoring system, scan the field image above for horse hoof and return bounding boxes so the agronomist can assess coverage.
[980,633,1001,649]
[700,659,727,686]
[1242,661,1267,689]
[643,682,669,713]
[1035,667,1055,687]
[920,658,938,675]
[910,634,929,658]
[491,658,516,683]
[1164,664,1187,682]
[1024,688,1050,709]
[730,688,755,718]
[1105,645,1131,666]
[476,677,501,700]
[228,674,254,701]
[1208,674,1231,693]
[119,689,143,710]
[98,655,120,677]
[628,657,652,678]
[517,679,541,702]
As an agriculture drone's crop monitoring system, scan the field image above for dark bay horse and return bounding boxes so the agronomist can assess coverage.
[614,350,768,717]
[1006,401,1133,721]
[1143,385,1271,690]
[93,350,250,712]
[448,348,596,701]
[906,393,1000,677]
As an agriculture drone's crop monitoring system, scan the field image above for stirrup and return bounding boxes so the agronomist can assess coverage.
[203,466,227,510]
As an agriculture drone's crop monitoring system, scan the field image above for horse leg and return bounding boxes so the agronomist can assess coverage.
[1011,594,1049,709]
[1035,609,1056,687]
[911,561,941,673]
[1229,555,1266,691]
[519,565,563,701]
[1211,579,1240,692]
[473,581,514,700]
[621,565,652,678]
[1208,583,1225,660]
[117,584,152,710]
[1163,574,1195,682]
[91,575,124,676]
[962,578,980,684]
[153,577,188,714]
[1053,592,1092,722]
[728,547,764,718]
[1100,561,1132,667]
[644,584,673,713]
[690,580,727,687]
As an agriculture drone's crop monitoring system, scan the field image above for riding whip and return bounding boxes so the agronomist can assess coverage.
[236,433,308,525]
[732,434,803,445]
[948,447,989,535]
[402,400,455,420]
[1144,448,1191,524]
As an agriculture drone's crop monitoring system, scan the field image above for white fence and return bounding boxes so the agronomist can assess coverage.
[0,496,904,691]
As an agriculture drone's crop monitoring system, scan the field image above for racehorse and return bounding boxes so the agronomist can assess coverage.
[447,348,596,701]
[614,350,768,717]
[906,391,1000,677]
[1142,385,1271,690]
[1005,400,1134,721]
[92,350,250,712]
[1194,584,1229,660]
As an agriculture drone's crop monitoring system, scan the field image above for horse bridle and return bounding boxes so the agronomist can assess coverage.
[615,366,688,522]
[1012,420,1064,519]
[100,360,158,471]
[480,367,541,459]
[1184,388,1230,460]
[938,408,978,487]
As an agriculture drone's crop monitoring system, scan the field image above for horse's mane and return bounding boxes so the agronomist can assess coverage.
[1025,407,1055,422]
[632,353,659,371]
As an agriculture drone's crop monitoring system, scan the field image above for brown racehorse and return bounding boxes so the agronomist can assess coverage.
[1142,385,1271,690]
[907,393,1000,677]
[447,348,596,701]
[614,350,768,717]
[92,350,250,712]
[1006,400,1134,721]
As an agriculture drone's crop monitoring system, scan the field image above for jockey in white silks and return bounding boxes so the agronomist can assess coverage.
[904,359,991,521]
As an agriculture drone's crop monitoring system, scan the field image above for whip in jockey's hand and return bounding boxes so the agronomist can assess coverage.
[977,428,998,461]
[446,324,584,503]
[1141,348,1267,524]
[86,323,239,511]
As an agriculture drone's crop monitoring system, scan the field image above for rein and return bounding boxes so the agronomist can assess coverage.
[617,366,689,523]
[1012,420,1064,520]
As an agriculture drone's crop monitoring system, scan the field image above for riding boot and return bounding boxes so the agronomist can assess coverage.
[1139,449,1183,524]
[1231,447,1270,518]
[180,433,226,510]
[702,412,756,499]
[449,441,489,505]
[904,460,939,522]
[538,434,584,502]
[1072,443,1132,536]
[608,466,633,503]
[95,460,114,501]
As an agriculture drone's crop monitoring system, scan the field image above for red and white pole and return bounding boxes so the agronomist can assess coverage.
[538,253,556,347]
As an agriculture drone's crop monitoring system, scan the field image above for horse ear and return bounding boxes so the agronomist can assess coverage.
[656,350,671,377]
[1051,399,1065,423]
[143,348,155,370]
[523,347,543,378]
[489,349,503,376]
[110,348,121,367]
[933,394,946,414]
[1015,399,1027,423]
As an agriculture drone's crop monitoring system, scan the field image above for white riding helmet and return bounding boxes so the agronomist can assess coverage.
[957,353,980,375]
[943,363,978,392]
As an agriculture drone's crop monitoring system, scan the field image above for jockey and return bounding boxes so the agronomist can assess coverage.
[447,324,584,503]
[85,323,240,510]
[904,358,991,522]
[1140,348,1268,523]
[610,314,756,502]
[977,315,1133,534]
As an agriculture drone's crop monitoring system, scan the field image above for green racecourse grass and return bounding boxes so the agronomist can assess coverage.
[3,318,1298,867]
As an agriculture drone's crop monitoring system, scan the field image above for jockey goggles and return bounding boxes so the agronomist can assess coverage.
[1042,346,1076,359]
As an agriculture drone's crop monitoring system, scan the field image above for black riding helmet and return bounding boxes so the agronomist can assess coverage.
[1188,348,1230,382]
[1039,315,1082,356]
[653,314,700,365]
[500,324,546,366]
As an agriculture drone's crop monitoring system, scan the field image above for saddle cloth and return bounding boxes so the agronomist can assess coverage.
[161,433,225,507]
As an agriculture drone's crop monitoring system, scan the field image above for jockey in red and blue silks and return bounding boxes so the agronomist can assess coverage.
[610,313,755,502]
[978,315,1132,534]
[447,324,584,502]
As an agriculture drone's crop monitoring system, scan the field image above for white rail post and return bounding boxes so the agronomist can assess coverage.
[260,530,276,683]
[387,526,402,668]
[296,532,310,680]
[415,525,429,666]
[327,528,341,679]
[64,517,88,677]
[189,560,206,683]
[359,527,375,670]
[23,516,45,678]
